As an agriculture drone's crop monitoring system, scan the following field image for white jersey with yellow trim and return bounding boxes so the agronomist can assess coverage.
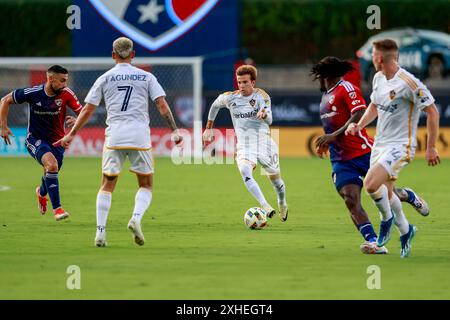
[370,67,434,147]
[85,62,166,149]
[208,88,272,146]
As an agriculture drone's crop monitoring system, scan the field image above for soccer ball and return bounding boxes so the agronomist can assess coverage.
[243,207,268,229]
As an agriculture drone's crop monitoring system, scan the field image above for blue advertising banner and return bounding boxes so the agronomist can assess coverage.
[72,0,240,90]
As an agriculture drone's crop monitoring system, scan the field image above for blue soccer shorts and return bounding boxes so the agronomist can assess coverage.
[331,152,371,191]
[25,133,65,170]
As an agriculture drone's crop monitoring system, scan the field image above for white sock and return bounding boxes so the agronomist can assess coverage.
[239,163,269,207]
[368,184,393,222]
[390,193,410,235]
[96,191,112,232]
[132,188,152,223]
[271,178,286,205]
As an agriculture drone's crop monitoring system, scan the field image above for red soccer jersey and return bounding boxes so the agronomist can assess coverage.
[319,80,373,161]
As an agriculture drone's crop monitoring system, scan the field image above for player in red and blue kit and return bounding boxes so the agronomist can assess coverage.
[0,65,82,221]
[311,57,428,254]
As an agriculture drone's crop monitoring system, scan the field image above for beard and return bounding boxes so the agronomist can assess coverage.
[51,84,63,94]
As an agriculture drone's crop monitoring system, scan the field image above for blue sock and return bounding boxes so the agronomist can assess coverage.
[358,223,377,242]
[39,176,47,197]
[405,189,416,204]
[45,171,61,210]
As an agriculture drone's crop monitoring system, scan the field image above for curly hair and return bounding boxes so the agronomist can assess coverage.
[310,56,354,80]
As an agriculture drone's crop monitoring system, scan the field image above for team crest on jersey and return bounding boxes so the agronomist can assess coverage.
[389,90,396,100]
[249,99,256,107]
[35,140,41,147]
[55,99,63,107]
[349,92,357,99]
[328,95,335,104]
[87,0,220,51]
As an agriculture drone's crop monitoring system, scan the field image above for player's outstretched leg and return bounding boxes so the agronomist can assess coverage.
[268,174,288,222]
[394,187,429,216]
[238,161,275,218]
[41,152,68,221]
[365,166,395,247]
[95,190,112,247]
[339,184,387,254]
[128,187,152,246]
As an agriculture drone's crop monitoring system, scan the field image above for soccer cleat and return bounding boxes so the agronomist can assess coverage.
[278,202,288,222]
[400,224,417,258]
[360,241,388,254]
[403,187,429,216]
[262,205,276,219]
[95,229,107,247]
[377,215,395,247]
[36,186,48,215]
[127,219,145,246]
[54,207,69,221]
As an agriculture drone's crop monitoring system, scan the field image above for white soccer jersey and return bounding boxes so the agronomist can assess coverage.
[209,88,272,146]
[85,63,166,149]
[370,67,434,148]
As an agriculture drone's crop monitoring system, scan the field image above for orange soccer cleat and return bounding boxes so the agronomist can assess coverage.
[36,187,48,215]
[54,207,70,221]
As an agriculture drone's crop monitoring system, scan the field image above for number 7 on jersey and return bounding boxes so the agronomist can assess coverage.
[117,86,133,111]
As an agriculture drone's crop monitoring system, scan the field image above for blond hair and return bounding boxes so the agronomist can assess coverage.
[373,39,398,61]
[113,37,134,59]
[236,65,257,81]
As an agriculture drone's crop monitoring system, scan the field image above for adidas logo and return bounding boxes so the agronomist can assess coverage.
[49,184,58,188]
[36,102,41,106]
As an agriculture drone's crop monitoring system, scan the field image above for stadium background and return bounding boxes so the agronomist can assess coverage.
[0,0,449,158]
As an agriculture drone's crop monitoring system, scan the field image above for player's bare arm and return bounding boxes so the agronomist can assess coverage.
[345,102,378,136]
[0,92,15,145]
[53,103,97,148]
[316,109,366,150]
[424,103,440,166]
[203,97,224,145]
[154,96,182,145]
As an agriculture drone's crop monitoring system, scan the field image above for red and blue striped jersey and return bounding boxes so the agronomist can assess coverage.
[319,80,373,161]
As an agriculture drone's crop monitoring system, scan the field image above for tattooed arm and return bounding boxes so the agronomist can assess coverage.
[154,96,183,145]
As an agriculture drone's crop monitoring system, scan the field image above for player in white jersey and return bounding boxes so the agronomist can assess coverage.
[203,65,288,222]
[346,39,440,258]
[54,37,182,247]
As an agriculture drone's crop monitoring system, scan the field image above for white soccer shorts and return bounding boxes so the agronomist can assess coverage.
[102,147,154,176]
[370,143,416,180]
[236,136,280,175]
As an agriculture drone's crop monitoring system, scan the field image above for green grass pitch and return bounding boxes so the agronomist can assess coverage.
[0,156,449,299]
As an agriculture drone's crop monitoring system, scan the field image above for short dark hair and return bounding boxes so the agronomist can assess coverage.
[373,39,398,52]
[310,56,354,80]
[47,65,68,74]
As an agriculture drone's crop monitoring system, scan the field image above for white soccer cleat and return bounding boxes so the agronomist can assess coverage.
[278,202,288,222]
[262,205,276,219]
[404,188,429,216]
[127,219,145,246]
[95,229,107,247]
[360,241,388,254]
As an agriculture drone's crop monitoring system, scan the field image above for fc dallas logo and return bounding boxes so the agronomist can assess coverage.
[88,0,220,51]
